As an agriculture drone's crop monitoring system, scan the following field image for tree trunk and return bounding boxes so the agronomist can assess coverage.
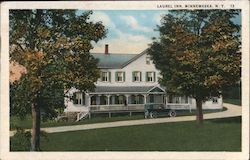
[30,103,41,151]
[195,98,203,124]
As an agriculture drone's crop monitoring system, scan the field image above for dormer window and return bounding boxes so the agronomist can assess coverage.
[146,56,151,65]
[101,71,111,82]
[132,71,141,82]
[115,71,125,82]
[146,71,156,82]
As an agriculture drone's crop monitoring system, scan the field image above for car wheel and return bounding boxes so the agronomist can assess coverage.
[150,111,158,118]
[169,110,176,117]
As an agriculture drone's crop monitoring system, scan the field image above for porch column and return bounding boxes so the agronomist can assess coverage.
[188,97,192,112]
[125,95,129,105]
[112,96,115,104]
[165,95,168,105]
[107,95,110,105]
[84,93,88,106]
[88,95,93,106]
[143,94,147,104]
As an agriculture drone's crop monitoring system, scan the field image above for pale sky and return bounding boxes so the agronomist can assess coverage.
[85,10,169,54]
[77,10,241,54]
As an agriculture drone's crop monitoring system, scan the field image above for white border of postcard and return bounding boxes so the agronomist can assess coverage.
[1,1,249,160]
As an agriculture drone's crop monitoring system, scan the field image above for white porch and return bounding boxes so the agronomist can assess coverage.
[65,86,168,112]
[65,86,222,113]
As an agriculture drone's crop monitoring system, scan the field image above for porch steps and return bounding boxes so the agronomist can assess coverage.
[76,110,90,122]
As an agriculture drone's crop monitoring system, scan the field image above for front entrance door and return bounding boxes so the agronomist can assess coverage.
[149,95,154,103]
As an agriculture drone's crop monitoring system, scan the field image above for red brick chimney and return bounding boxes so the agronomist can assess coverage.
[105,44,109,54]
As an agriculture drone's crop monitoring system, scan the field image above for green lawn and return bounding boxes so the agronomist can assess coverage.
[224,99,241,106]
[10,109,225,130]
[11,117,241,151]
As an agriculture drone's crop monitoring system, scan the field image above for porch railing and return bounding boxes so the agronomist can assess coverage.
[89,103,191,112]
[166,103,191,110]
[89,104,144,111]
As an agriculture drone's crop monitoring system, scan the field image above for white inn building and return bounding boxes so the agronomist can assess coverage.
[65,45,223,117]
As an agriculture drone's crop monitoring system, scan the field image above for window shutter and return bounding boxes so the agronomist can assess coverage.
[100,72,102,80]
[140,72,142,81]
[145,72,148,82]
[132,71,135,82]
[82,92,85,105]
[115,72,118,82]
[123,72,125,82]
[153,72,156,82]
[109,72,111,82]
[73,92,77,104]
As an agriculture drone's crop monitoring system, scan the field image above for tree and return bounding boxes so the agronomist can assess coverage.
[9,10,106,151]
[148,10,241,124]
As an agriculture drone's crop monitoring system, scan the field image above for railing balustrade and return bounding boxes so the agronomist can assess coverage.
[89,104,144,111]
[89,103,191,112]
[166,103,190,110]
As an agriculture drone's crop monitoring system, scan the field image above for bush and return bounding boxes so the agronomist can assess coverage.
[222,83,241,99]
[10,128,31,151]
[10,127,49,151]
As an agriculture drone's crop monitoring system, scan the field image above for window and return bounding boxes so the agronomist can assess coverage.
[74,92,83,105]
[135,96,139,104]
[146,72,155,82]
[116,71,125,82]
[212,97,218,103]
[146,56,151,65]
[149,95,154,103]
[101,71,111,82]
[173,97,180,103]
[118,96,124,104]
[132,71,141,82]
[181,96,188,104]
[101,72,108,81]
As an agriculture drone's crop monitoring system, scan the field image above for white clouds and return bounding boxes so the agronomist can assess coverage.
[116,30,149,42]
[90,11,116,29]
[120,15,152,32]
[140,14,147,19]
[90,12,154,54]
[154,12,169,25]
[155,14,163,25]
[91,31,151,54]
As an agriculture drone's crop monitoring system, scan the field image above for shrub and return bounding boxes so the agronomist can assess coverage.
[10,128,31,151]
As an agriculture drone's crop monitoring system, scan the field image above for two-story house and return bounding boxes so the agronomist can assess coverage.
[64,45,223,117]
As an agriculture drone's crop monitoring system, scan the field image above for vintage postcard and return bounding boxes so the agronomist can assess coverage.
[0,1,249,160]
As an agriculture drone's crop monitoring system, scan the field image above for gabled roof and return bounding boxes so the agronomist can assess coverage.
[148,86,165,93]
[91,49,148,69]
[121,49,148,68]
[91,53,136,69]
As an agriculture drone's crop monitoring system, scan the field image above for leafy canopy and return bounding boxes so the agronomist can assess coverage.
[10,10,106,118]
[148,10,241,101]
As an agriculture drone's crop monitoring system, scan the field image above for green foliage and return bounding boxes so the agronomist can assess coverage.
[10,128,49,151]
[9,10,106,119]
[10,128,31,151]
[223,99,241,106]
[148,10,241,101]
[222,82,241,99]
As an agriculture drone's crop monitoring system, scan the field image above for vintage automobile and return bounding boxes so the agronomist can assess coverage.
[144,103,177,118]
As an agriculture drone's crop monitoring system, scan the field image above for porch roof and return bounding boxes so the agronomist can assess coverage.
[90,86,165,94]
